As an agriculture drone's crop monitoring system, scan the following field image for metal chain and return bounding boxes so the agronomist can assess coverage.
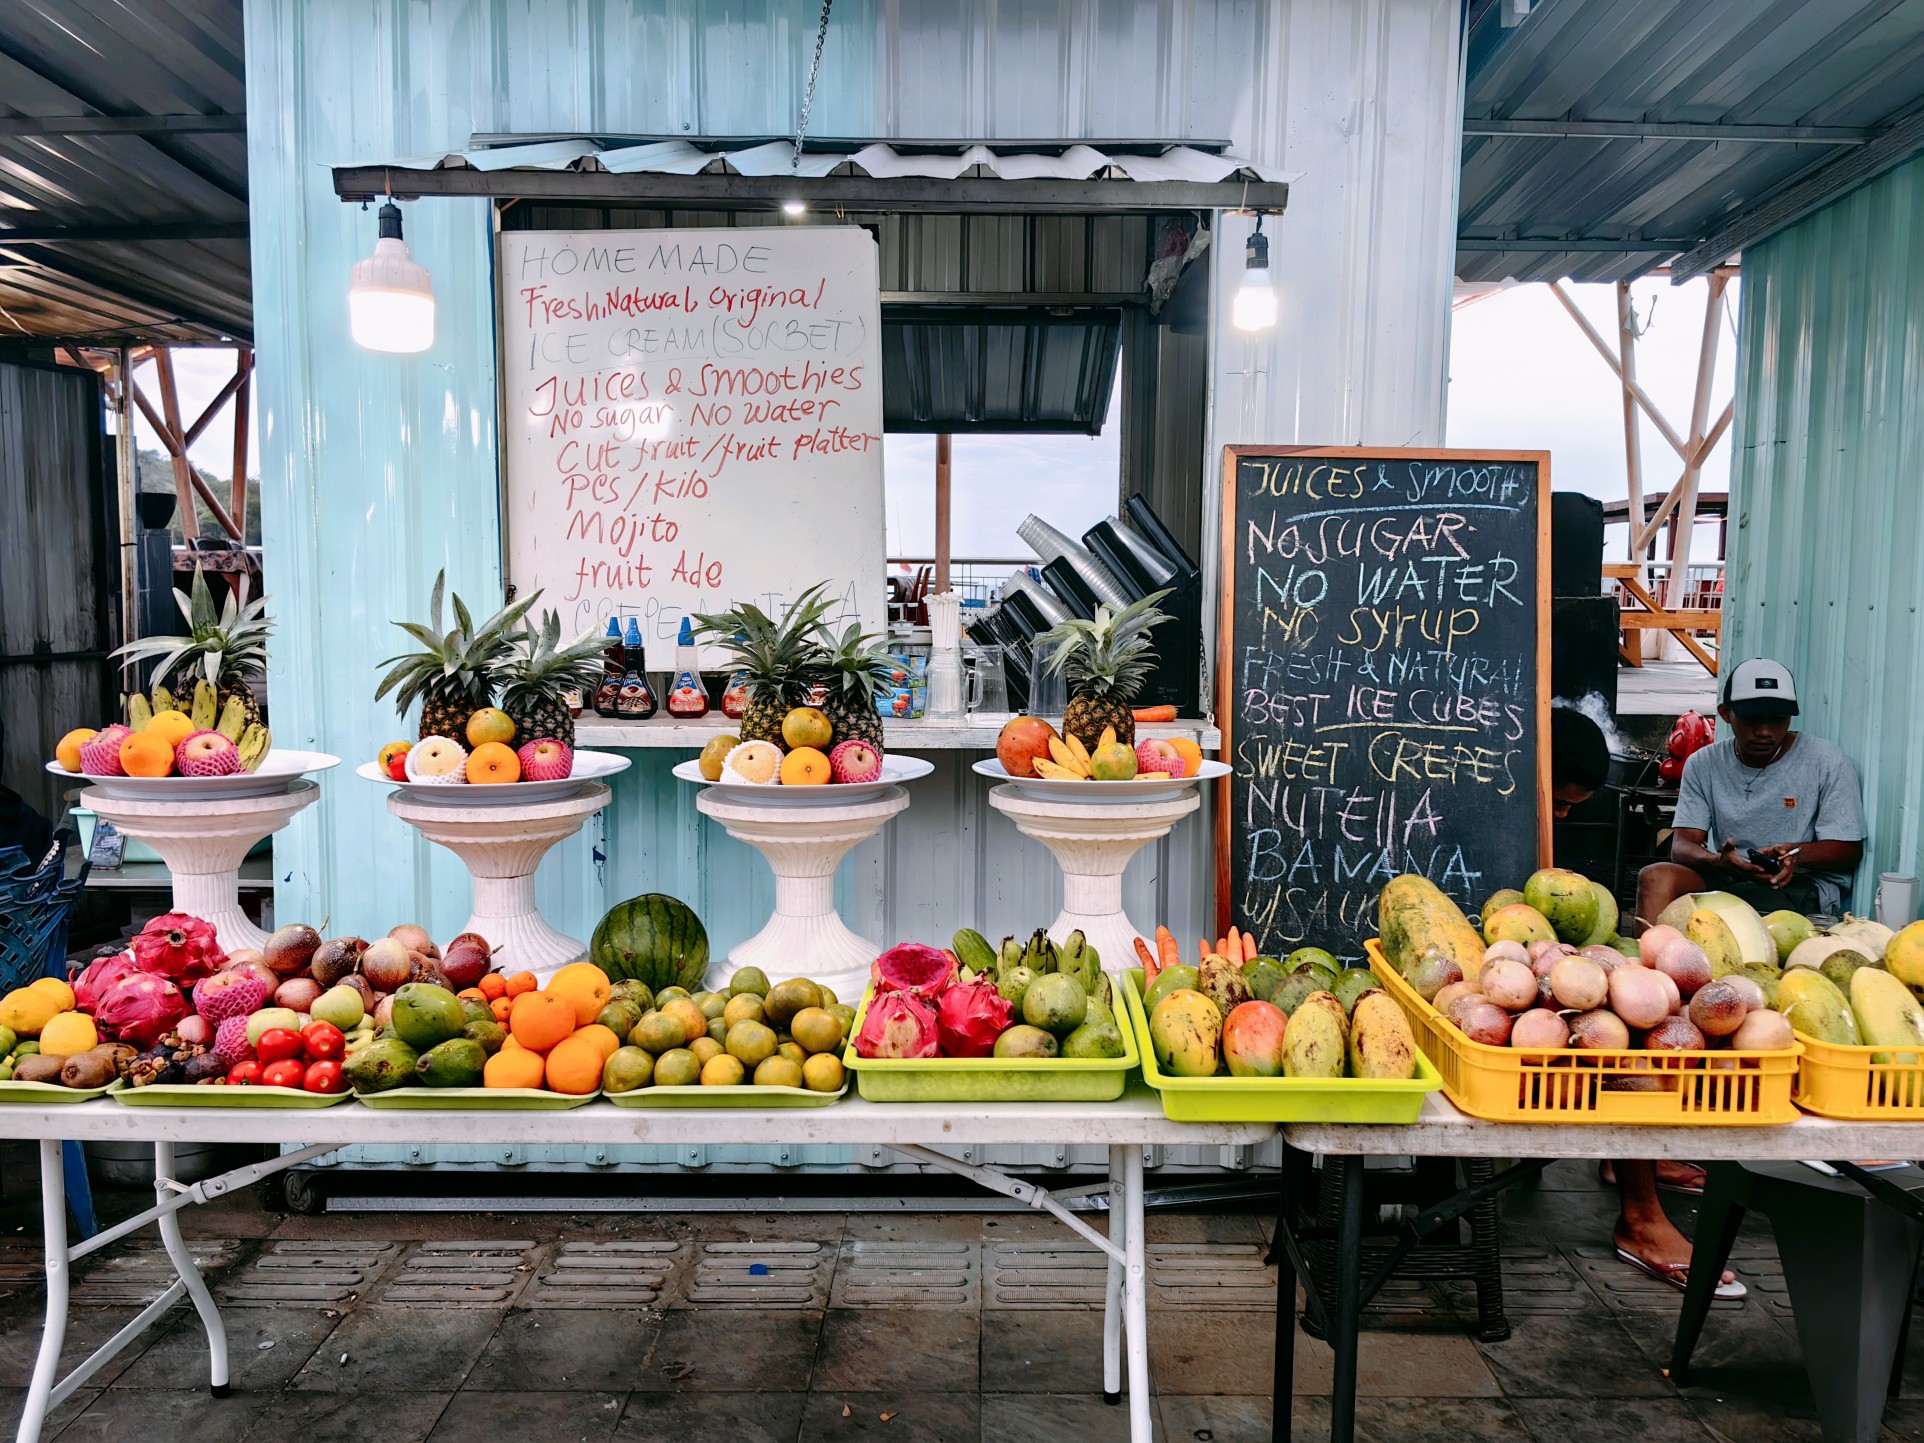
[791,0,835,174]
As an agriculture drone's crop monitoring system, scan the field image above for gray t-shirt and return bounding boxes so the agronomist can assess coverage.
[1673,734,1865,912]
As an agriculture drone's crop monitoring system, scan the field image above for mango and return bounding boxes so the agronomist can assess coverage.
[0,987,63,1038]
[1270,972,1328,1017]
[1241,956,1286,1002]
[1198,953,1253,1017]
[1765,910,1817,966]
[1282,991,1347,1079]
[1221,1000,1287,1077]
[1883,921,1924,987]
[1143,964,1200,1012]
[1378,876,1486,981]
[1522,868,1600,945]
[1819,951,1877,994]
[345,1037,420,1094]
[1850,968,1924,1063]
[1687,908,1744,978]
[1478,889,1526,924]
[1331,968,1379,1015]
[1580,883,1621,948]
[1349,991,1418,1080]
[1775,969,1859,1046]
[1482,904,1555,948]
[1149,989,1222,1077]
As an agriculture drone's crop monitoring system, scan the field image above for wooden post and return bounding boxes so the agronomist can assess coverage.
[115,346,138,669]
[1615,282,1652,658]
[934,432,952,594]
[230,350,252,542]
[153,348,200,542]
[1660,272,1728,657]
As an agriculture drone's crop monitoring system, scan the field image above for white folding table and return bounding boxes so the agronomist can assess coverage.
[0,1089,1273,1443]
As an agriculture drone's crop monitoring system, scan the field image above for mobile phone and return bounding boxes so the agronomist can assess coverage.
[1745,848,1777,869]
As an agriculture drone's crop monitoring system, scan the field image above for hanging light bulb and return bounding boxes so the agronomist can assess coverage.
[348,200,435,353]
[782,198,808,217]
[1231,215,1277,333]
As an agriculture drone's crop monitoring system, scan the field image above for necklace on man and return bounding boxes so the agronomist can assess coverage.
[1740,733,1793,797]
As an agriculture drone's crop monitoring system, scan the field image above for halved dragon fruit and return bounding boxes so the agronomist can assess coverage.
[936,977,1013,1058]
[854,991,938,1059]
[871,943,957,1001]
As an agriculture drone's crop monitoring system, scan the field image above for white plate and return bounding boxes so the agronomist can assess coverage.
[359,749,631,805]
[50,749,340,801]
[672,753,933,804]
[973,756,1229,804]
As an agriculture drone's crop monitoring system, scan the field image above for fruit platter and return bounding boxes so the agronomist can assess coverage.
[845,932,1137,1102]
[980,715,1224,804]
[1122,927,1438,1123]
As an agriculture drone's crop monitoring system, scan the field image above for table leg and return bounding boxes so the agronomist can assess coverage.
[1328,1155,1364,1443]
[1104,1143,1126,1404]
[18,1140,69,1443]
[1122,1143,1152,1443]
[153,1143,228,1395]
[1272,1148,1297,1443]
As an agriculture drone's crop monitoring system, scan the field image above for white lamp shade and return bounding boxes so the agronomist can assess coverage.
[1232,267,1277,333]
[349,235,435,353]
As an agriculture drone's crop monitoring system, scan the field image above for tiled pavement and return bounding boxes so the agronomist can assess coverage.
[0,1154,1917,1442]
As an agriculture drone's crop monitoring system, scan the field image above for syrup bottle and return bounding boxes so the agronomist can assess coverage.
[591,616,624,717]
[665,617,710,718]
[616,617,657,719]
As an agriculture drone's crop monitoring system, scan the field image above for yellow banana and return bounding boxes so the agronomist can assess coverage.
[1047,737,1090,778]
[1033,759,1084,781]
[1063,732,1092,771]
[1098,725,1117,751]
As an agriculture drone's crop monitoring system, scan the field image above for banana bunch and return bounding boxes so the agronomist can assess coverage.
[123,679,272,771]
[1035,732,1093,781]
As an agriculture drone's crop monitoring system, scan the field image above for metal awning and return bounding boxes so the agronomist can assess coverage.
[335,137,1293,214]
[883,306,1122,434]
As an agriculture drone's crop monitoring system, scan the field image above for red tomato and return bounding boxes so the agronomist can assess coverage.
[260,1059,306,1089]
[303,1060,345,1094]
[301,1021,345,1061]
[226,1060,262,1086]
[255,1028,304,1065]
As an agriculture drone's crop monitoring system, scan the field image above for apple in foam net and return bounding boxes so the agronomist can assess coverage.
[828,740,882,785]
[176,729,242,777]
[517,738,573,781]
[1134,738,1184,779]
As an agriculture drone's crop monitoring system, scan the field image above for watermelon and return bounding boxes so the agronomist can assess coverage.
[590,894,709,993]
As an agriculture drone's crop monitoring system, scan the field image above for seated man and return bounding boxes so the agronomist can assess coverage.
[1639,657,1864,925]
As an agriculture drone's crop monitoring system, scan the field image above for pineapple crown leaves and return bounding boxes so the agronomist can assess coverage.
[1037,587,1173,699]
[374,570,539,717]
[689,582,838,687]
[113,564,273,691]
[500,608,607,709]
[813,618,894,701]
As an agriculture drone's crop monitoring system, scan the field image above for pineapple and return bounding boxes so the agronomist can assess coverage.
[500,609,606,749]
[691,585,836,747]
[1036,589,1172,753]
[113,564,271,727]
[812,618,889,754]
[375,571,535,740]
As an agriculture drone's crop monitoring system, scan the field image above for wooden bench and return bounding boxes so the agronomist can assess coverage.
[1604,563,1720,673]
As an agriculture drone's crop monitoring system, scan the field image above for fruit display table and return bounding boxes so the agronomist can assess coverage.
[80,783,320,952]
[0,1092,1271,1443]
[385,784,612,982]
[986,785,1202,969]
[694,785,911,1000]
[1274,1096,1924,1443]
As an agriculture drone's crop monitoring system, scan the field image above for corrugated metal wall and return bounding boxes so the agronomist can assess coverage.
[1723,152,1924,905]
[0,361,115,824]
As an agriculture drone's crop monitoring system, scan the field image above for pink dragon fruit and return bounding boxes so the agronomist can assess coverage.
[92,972,188,1048]
[70,950,145,1014]
[854,991,939,1059]
[936,977,1014,1058]
[871,943,957,1002]
[212,1014,254,1066]
[130,913,226,984]
[193,970,268,1024]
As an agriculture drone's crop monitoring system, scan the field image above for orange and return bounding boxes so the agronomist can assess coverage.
[458,987,486,1003]
[119,731,176,778]
[1168,737,1204,779]
[466,740,521,784]
[55,729,96,773]
[547,961,612,1026]
[490,996,514,1023]
[500,1033,526,1053]
[484,1047,545,1089]
[779,746,830,785]
[509,990,577,1052]
[465,707,516,747]
[505,971,539,998]
[145,710,196,749]
[479,972,507,1000]
[660,997,709,1044]
[571,1023,621,1062]
[544,1034,603,1094]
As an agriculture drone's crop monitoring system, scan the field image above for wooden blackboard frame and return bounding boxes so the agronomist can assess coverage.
[1213,444,1553,941]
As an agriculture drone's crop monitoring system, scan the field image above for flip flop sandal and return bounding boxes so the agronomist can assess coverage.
[1597,1162,1707,1196]
[1615,1246,1747,1300]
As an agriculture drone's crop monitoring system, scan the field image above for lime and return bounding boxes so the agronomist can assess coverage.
[728,967,770,998]
[701,1054,746,1086]
[652,1048,700,1087]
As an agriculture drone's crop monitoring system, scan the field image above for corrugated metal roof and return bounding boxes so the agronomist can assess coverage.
[1457,0,1924,282]
[0,0,247,344]
[882,306,1122,433]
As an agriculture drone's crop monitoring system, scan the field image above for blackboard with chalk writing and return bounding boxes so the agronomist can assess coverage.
[1215,447,1551,962]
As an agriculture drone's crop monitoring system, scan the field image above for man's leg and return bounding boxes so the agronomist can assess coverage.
[1635,862,1705,934]
[1614,1160,1735,1286]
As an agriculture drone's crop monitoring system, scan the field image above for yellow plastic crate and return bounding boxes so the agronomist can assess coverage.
[1366,941,1799,1126]
[1792,1033,1924,1119]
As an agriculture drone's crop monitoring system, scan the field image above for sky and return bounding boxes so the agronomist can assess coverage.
[146,275,1738,568]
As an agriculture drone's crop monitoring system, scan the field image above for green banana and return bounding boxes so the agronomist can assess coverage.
[126,692,153,730]
[1023,928,1058,975]
[150,683,175,715]
[235,724,271,772]
[1061,930,1101,993]
[997,936,1024,983]
[215,695,247,742]
[190,679,218,730]
[952,928,996,973]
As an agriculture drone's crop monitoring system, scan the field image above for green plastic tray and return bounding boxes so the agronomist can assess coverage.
[1121,969,1441,1123]
[843,984,1139,1103]
[0,1080,113,1104]
[354,1086,598,1111]
[606,1081,847,1109]
[110,1081,354,1109]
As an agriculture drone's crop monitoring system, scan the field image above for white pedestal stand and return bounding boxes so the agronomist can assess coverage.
[695,786,910,1000]
[988,785,1202,971]
[84,783,320,953]
[386,784,611,983]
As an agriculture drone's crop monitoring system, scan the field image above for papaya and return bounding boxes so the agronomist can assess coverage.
[1849,968,1924,1064]
[1282,991,1347,1079]
[1775,968,1859,1046]
[1349,991,1417,1080]
[1686,908,1743,978]
[1378,875,1485,982]
[1883,921,1924,987]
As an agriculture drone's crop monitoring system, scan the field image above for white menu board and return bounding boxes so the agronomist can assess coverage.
[497,227,886,669]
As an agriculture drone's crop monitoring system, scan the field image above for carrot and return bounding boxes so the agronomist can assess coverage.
[1227,926,1242,961]
[1133,705,1178,723]
[1155,926,1179,983]
[1243,932,1257,963]
[1134,936,1159,987]
[1199,938,1211,967]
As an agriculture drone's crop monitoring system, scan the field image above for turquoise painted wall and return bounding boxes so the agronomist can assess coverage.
[1723,152,1924,910]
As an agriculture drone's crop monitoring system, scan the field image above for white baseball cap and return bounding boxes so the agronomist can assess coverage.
[1722,658,1798,718]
